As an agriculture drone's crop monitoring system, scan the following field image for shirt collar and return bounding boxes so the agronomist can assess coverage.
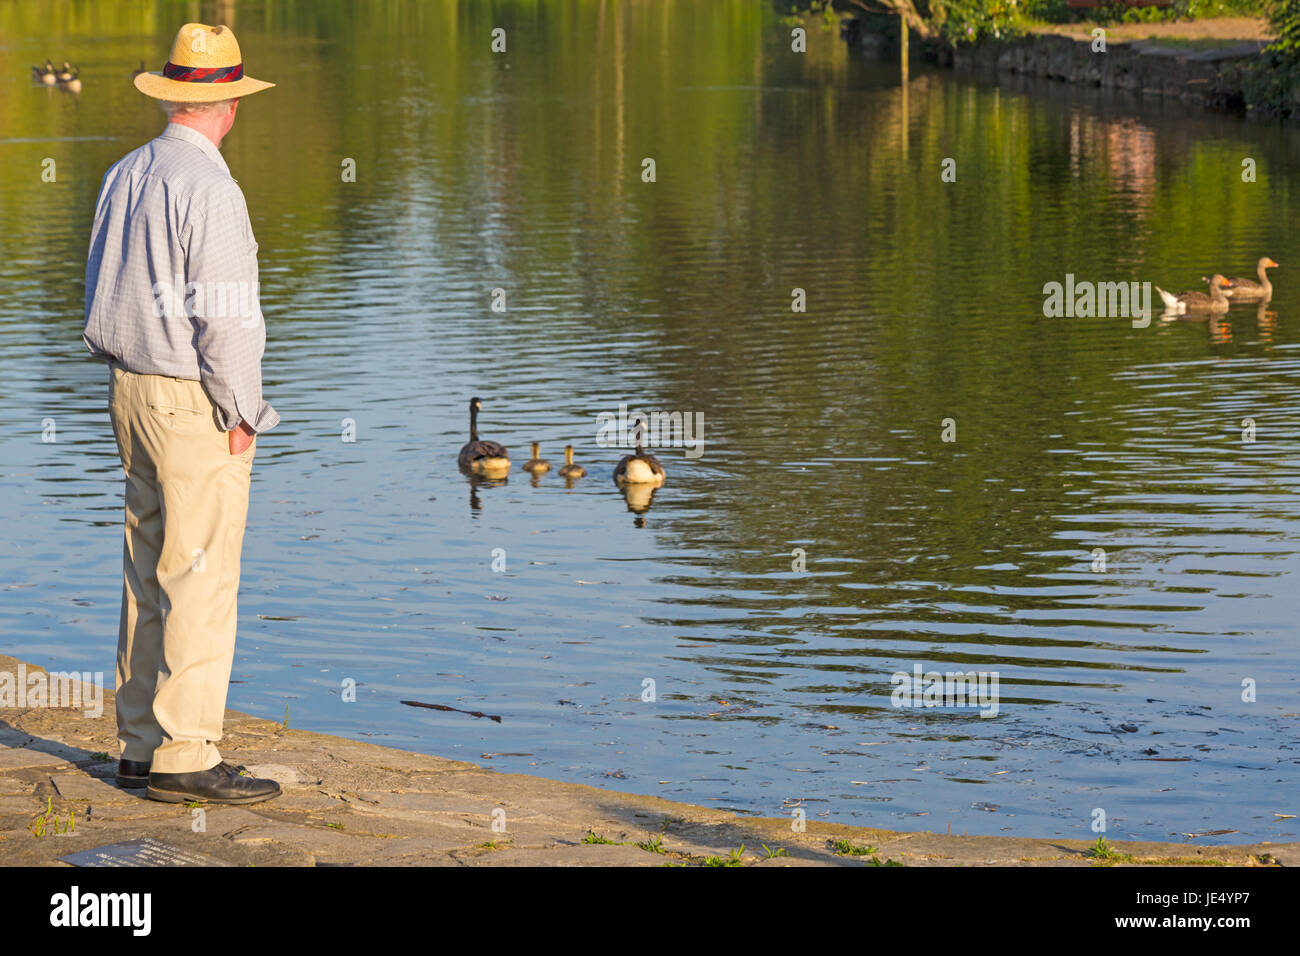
[158,122,232,178]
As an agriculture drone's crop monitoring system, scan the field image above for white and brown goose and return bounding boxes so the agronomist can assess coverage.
[32,59,57,85]
[1224,257,1277,302]
[457,397,510,476]
[613,420,666,487]
[1156,274,1233,315]
[57,66,81,93]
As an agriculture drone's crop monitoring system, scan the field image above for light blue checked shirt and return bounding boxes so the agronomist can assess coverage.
[83,122,278,432]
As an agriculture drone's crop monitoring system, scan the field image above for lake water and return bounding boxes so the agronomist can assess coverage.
[2,0,1298,844]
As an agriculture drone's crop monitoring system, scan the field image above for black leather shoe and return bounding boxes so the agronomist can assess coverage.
[117,758,247,789]
[147,761,281,805]
[116,759,151,789]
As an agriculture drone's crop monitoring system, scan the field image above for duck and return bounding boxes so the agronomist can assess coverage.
[558,444,586,478]
[457,397,510,476]
[613,420,666,486]
[32,59,57,85]
[522,442,551,474]
[1224,257,1277,302]
[57,67,81,94]
[1155,274,1233,315]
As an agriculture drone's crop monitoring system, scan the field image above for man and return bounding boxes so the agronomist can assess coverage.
[83,23,280,804]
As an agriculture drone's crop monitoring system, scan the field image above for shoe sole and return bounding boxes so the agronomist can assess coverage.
[146,785,282,805]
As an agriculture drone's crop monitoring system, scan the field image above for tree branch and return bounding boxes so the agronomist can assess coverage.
[843,0,937,40]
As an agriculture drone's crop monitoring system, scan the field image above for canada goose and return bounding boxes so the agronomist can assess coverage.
[522,442,551,473]
[132,61,146,78]
[1225,257,1277,302]
[58,68,81,93]
[457,397,510,476]
[558,444,586,478]
[32,59,57,84]
[1155,275,1232,315]
[613,420,666,486]
[57,61,75,82]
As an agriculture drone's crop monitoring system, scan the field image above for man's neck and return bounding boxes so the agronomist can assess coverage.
[169,116,224,149]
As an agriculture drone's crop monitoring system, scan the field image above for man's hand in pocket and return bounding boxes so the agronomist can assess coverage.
[229,420,256,455]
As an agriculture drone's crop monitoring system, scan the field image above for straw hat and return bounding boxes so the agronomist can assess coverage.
[134,23,273,103]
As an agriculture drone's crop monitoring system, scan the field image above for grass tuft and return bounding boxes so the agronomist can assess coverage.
[1086,836,1135,864]
[702,844,746,867]
[636,834,666,854]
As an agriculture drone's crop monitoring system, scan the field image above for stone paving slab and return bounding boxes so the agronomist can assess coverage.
[1,654,1293,868]
[461,843,663,867]
[0,745,73,772]
[51,773,136,804]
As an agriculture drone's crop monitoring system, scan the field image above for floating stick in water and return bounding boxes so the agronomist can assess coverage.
[400,699,502,723]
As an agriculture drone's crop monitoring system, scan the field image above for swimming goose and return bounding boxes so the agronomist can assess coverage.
[613,421,666,486]
[56,61,75,82]
[1225,257,1277,302]
[58,67,81,93]
[457,397,510,476]
[32,59,56,84]
[522,442,551,474]
[1155,274,1232,315]
[132,61,147,78]
[558,445,586,478]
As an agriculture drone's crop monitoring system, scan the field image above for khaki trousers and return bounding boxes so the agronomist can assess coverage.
[107,364,256,773]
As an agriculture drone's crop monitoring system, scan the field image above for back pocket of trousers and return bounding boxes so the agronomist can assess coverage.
[147,402,213,434]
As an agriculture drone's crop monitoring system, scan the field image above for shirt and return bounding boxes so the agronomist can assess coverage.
[83,122,278,433]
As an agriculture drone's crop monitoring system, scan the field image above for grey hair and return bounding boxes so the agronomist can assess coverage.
[158,98,235,118]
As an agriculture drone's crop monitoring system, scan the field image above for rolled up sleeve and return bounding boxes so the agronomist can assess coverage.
[183,184,279,433]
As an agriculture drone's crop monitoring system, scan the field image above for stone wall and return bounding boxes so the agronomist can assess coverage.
[950,34,1263,111]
